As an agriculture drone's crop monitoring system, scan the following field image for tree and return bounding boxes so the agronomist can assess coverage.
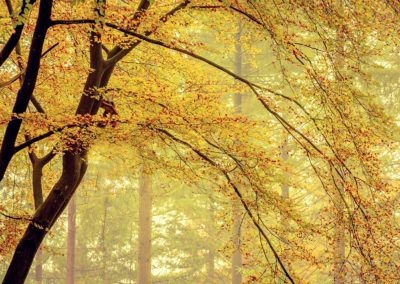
[231,19,243,284]
[137,167,152,284]
[66,194,76,284]
[1,0,400,283]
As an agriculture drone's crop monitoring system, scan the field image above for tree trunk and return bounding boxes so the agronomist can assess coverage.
[34,249,43,283]
[280,138,289,200]
[231,201,243,284]
[279,138,290,284]
[31,157,46,283]
[3,152,87,284]
[67,194,77,284]
[0,0,52,181]
[231,20,243,284]
[333,187,345,284]
[101,193,109,283]
[333,2,346,282]
[137,171,152,284]
[28,147,55,283]
[3,1,157,282]
[206,200,215,283]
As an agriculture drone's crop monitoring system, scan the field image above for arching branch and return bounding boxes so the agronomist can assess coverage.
[150,126,295,283]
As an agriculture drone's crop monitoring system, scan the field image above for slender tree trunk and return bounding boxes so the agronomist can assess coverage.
[34,251,43,283]
[231,20,243,284]
[206,200,216,283]
[333,2,346,282]
[32,159,45,283]
[67,194,77,284]
[29,148,55,283]
[100,193,109,283]
[11,0,52,273]
[232,202,243,284]
[279,138,291,284]
[280,138,289,201]
[137,170,152,284]
[333,184,345,284]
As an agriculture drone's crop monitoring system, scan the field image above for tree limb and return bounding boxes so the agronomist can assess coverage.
[150,126,295,283]
[0,0,37,67]
[0,42,59,90]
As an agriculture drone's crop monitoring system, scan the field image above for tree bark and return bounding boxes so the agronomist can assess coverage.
[3,13,105,281]
[137,170,152,284]
[3,22,102,282]
[3,152,87,283]
[67,194,77,284]
[0,0,52,181]
[30,152,54,283]
[10,0,55,275]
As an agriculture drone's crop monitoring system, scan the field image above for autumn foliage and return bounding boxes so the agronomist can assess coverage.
[1,0,400,283]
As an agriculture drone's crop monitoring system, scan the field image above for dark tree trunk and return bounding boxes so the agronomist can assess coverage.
[0,0,52,181]
[3,152,87,283]
[3,16,105,283]
[2,1,167,282]
[4,25,102,280]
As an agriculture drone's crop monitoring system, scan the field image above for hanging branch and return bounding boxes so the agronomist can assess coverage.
[150,126,295,283]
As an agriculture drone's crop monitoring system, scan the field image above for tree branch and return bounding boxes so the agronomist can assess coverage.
[101,23,326,158]
[0,0,37,67]
[0,42,59,90]
[150,126,295,283]
[0,210,32,222]
[13,123,81,154]
[0,0,54,182]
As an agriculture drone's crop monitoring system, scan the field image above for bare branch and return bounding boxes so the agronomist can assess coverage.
[0,211,32,222]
